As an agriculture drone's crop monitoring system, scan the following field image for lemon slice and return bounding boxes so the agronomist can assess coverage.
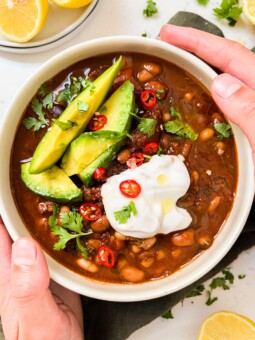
[50,0,93,9]
[198,310,255,340]
[243,0,255,25]
[0,0,49,43]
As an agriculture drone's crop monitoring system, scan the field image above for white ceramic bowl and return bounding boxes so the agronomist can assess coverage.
[0,36,254,302]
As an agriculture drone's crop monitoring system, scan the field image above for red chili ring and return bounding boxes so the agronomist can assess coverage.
[119,179,141,198]
[143,142,159,155]
[140,90,157,109]
[127,152,144,168]
[88,115,107,131]
[79,202,102,221]
[98,245,116,268]
[93,167,107,182]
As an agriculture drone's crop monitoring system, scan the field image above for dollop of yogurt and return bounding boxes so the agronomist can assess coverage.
[101,155,192,238]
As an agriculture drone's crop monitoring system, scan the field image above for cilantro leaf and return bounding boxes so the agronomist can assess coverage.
[37,82,51,97]
[186,284,205,298]
[214,123,232,139]
[48,209,92,256]
[143,0,158,17]
[238,274,246,279]
[42,92,54,110]
[52,118,77,130]
[205,291,218,306]
[164,106,198,140]
[57,84,72,105]
[213,0,242,26]
[210,277,230,290]
[196,0,209,5]
[114,201,137,224]
[77,100,89,112]
[222,268,234,284]
[138,117,157,137]
[162,308,174,319]
[23,98,48,131]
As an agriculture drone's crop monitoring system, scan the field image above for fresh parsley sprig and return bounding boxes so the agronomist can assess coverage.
[23,98,49,131]
[114,201,137,224]
[130,111,157,137]
[214,122,232,139]
[143,0,158,17]
[213,0,242,26]
[48,206,92,259]
[164,106,198,141]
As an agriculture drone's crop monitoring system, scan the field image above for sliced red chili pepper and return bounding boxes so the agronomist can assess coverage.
[93,167,107,182]
[127,152,144,169]
[140,90,157,109]
[79,202,102,221]
[88,115,107,131]
[143,142,159,155]
[98,245,115,268]
[119,179,141,198]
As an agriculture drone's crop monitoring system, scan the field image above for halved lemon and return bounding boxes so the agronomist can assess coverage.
[0,0,49,43]
[198,310,255,340]
[243,0,255,25]
[50,0,92,9]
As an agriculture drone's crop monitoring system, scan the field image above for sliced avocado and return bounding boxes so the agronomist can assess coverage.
[78,139,124,187]
[29,56,122,174]
[78,80,134,186]
[61,131,124,176]
[21,162,82,203]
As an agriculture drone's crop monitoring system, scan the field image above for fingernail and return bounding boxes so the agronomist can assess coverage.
[12,239,36,266]
[213,74,242,99]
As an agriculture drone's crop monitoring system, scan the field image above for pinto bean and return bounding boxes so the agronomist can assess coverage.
[91,215,110,233]
[199,127,215,142]
[184,92,194,102]
[114,232,127,241]
[87,238,102,250]
[210,112,224,124]
[171,229,195,247]
[140,257,154,268]
[140,237,156,250]
[117,148,131,164]
[137,62,162,82]
[156,250,165,260]
[198,235,212,249]
[215,141,226,156]
[181,142,192,158]
[144,81,168,100]
[191,170,199,191]
[162,112,171,123]
[131,244,141,253]
[208,196,221,215]
[120,266,145,283]
[77,258,99,273]
[60,206,70,214]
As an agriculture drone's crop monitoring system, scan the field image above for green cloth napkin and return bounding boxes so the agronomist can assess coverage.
[82,12,255,340]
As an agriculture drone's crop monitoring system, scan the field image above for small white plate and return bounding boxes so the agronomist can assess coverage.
[0,0,99,53]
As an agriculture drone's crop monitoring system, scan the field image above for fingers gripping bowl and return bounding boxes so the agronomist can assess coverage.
[0,37,254,302]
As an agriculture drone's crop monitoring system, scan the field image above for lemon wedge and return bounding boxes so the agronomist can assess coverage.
[0,0,49,43]
[50,0,93,9]
[198,310,255,340]
[243,0,255,25]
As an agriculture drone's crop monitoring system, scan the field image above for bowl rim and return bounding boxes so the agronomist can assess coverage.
[0,35,254,302]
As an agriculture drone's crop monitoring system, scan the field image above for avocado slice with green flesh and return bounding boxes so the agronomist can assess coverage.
[78,80,134,186]
[29,56,122,175]
[21,162,82,203]
[61,131,124,176]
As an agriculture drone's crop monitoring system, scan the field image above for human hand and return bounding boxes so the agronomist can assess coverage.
[160,24,255,167]
[0,216,84,340]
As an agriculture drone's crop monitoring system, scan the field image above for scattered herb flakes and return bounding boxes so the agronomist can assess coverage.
[48,207,92,259]
[143,0,158,17]
[23,97,48,131]
[57,76,92,106]
[77,100,89,112]
[214,122,232,139]
[52,118,77,131]
[205,291,218,306]
[213,0,242,26]
[196,0,209,5]
[57,84,72,105]
[37,82,51,97]
[130,111,157,137]
[162,308,174,319]
[42,92,54,110]
[238,274,246,279]
[141,32,148,37]
[186,284,205,298]
[114,201,137,224]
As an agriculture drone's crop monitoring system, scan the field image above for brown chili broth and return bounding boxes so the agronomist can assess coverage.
[11,52,237,284]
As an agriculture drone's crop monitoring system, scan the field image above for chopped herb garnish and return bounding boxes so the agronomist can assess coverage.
[205,291,218,306]
[162,308,174,319]
[156,89,165,99]
[77,100,89,112]
[210,277,230,290]
[238,274,246,279]
[57,77,93,106]
[37,82,51,97]
[213,0,242,26]
[186,284,205,298]
[42,92,54,110]
[48,207,92,259]
[57,84,72,105]
[141,32,148,37]
[130,111,157,137]
[143,0,158,17]
[164,106,198,141]
[196,0,209,5]
[52,118,77,130]
[214,122,232,139]
[23,98,48,131]
[114,201,137,224]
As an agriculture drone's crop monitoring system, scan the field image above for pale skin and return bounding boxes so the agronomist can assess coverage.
[1,25,255,340]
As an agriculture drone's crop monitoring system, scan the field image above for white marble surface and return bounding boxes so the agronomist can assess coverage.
[0,1,255,339]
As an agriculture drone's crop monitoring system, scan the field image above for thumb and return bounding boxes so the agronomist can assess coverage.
[211,73,255,156]
[11,238,60,337]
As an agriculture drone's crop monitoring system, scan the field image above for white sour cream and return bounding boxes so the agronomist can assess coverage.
[101,155,192,238]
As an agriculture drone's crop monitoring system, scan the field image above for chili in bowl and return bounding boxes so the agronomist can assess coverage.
[0,36,254,302]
